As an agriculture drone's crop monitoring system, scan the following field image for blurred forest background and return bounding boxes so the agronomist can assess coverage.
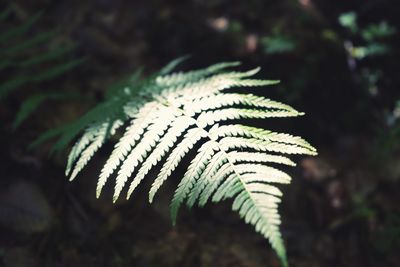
[1,0,400,266]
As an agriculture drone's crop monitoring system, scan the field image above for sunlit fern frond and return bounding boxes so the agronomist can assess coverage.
[59,57,317,267]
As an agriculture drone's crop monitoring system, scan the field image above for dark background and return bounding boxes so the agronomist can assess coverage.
[1,0,400,266]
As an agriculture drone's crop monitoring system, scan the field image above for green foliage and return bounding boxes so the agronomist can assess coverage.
[261,34,296,55]
[0,6,83,128]
[338,11,396,59]
[45,58,317,266]
[361,21,396,42]
[338,12,358,33]
[12,92,78,129]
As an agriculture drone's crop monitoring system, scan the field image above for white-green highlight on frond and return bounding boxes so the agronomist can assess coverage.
[67,118,123,181]
[63,58,317,267]
[147,127,208,203]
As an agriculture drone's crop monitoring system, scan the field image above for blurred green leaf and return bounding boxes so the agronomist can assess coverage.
[0,11,42,42]
[13,92,78,129]
[351,43,389,59]
[3,30,56,56]
[261,35,296,54]
[338,12,358,32]
[31,58,85,82]
[18,45,76,67]
[159,54,190,75]
[0,75,29,99]
[362,21,396,41]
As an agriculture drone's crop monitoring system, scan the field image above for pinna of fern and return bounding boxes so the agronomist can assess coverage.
[45,57,317,267]
[0,6,83,128]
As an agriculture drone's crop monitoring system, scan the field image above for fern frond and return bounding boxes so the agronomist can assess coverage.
[163,72,279,101]
[219,136,315,155]
[186,150,227,208]
[0,7,82,130]
[197,108,302,128]
[12,92,66,130]
[96,102,161,197]
[0,11,42,42]
[147,127,209,203]
[228,152,296,166]
[60,59,317,267]
[198,162,233,206]
[159,55,190,75]
[69,119,123,181]
[113,108,181,202]
[231,181,287,266]
[185,93,297,114]
[125,116,196,200]
[169,140,219,223]
[156,61,241,87]
[212,124,316,152]
[66,124,98,176]
[234,164,292,183]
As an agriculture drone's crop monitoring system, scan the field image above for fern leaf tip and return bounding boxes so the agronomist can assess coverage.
[96,188,102,199]
[270,79,280,84]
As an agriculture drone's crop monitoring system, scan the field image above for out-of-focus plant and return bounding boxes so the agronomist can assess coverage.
[338,11,399,151]
[339,12,400,178]
[261,32,296,55]
[0,5,83,129]
[339,11,395,97]
[339,11,395,60]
